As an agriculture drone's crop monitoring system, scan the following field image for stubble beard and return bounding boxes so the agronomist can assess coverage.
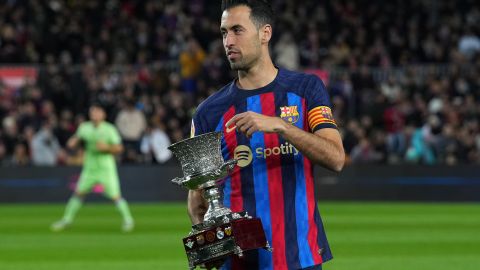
[230,60,246,71]
[229,53,259,71]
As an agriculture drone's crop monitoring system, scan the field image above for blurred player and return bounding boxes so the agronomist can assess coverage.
[51,103,134,232]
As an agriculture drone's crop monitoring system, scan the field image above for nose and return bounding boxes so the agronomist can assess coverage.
[223,32,235,48]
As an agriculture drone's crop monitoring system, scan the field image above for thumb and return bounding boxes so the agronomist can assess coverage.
[225,116,238,133]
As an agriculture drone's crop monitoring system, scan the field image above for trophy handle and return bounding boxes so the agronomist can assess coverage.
[221,159,237,172]
[171,177,185,186]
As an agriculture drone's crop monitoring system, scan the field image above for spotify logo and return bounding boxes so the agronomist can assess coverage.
[234,145,253,167]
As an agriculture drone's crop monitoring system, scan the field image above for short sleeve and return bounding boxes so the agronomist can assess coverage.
[305,75,337,132]
[75,123,86,140]
[191,110,207,137]
[109,125,122,145]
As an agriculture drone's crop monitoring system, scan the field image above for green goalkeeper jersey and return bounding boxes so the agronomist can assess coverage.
[76,121,121,175]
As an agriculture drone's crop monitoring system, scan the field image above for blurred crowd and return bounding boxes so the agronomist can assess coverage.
[0,0,479,166]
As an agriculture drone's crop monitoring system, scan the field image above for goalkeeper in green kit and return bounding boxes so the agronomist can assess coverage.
[51,104,134,232]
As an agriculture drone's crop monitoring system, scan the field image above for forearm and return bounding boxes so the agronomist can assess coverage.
[101,144,124,155]
[67,136,80,150]
[226,111,345,171]
[278,122,345,172]
[187,190,208,225]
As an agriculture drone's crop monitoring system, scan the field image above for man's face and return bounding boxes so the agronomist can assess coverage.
[221,5,262,71]
[89,106,105,122]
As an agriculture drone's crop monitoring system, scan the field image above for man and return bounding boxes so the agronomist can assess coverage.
[31,121,62,166]
[188,1,345,269]
[140,119,172,164]
[115,99,147,158]
[51,104,134,232]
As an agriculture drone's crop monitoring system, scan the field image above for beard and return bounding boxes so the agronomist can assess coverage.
[228,40,262,71]
[228,53,260,71]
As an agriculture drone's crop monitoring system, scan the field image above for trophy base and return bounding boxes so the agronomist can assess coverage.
[182,215,269,270]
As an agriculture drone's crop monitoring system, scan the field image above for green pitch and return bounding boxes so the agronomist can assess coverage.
[0,202,479,270]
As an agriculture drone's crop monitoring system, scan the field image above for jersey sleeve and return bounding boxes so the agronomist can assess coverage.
[191,109,208,137]
[304,75,337,132]
[75,123,87,140]
[109,125,122,145]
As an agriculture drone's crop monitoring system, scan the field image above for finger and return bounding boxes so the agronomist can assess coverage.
[235,116,251,132]
[225,124,237,133]
[245,124,258,138]
[238,121,254,134]
[227,113,251,133]
[225,116,239,133]
[225,114,242,129]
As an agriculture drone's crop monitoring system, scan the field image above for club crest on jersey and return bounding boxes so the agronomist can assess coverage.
[280,106,299,124]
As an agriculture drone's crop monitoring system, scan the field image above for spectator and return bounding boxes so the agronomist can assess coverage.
[115,99,147,157]
[384,100,407,160]
[274,32,300,70]
[458,28,480,59]
[2,116,20,156]
[179,38,206,93]
[350,136,383,164]
[0,0,479,166]
[31,122,62,166]
[0,140,6,165]
[54,110,76,147]
[405,120,436,165]
[5,142,30,166]
[140,117,172,164]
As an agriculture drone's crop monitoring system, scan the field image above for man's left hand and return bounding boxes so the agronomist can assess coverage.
[225,111,288,138]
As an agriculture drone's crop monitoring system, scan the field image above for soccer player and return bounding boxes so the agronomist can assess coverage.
[51,104,134,232]
[188,1,345,269]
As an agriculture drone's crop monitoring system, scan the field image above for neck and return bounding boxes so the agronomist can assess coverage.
[93,120,102,127]
[236,54,278,90]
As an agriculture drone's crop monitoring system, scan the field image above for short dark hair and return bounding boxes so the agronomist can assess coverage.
[221,0,274,29]
[89,102,105,111]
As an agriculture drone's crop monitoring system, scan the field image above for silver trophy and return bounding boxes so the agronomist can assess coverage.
[169,131,270,269]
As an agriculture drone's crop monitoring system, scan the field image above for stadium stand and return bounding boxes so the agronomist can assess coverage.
[0,0,479,166]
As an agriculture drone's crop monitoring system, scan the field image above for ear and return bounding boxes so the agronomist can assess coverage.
[260,24,272,44]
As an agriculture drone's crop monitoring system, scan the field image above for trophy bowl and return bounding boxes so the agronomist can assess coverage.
[168,131,236,190]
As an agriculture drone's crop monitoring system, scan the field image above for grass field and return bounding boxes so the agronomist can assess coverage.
[0,202,479,270]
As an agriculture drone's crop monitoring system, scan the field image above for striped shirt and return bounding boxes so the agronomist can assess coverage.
[192,68,336,270]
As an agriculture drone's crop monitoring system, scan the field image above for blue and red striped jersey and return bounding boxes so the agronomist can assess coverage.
[192,68,336,270]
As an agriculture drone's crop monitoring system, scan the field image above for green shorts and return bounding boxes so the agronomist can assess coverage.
[75,172,121,199]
